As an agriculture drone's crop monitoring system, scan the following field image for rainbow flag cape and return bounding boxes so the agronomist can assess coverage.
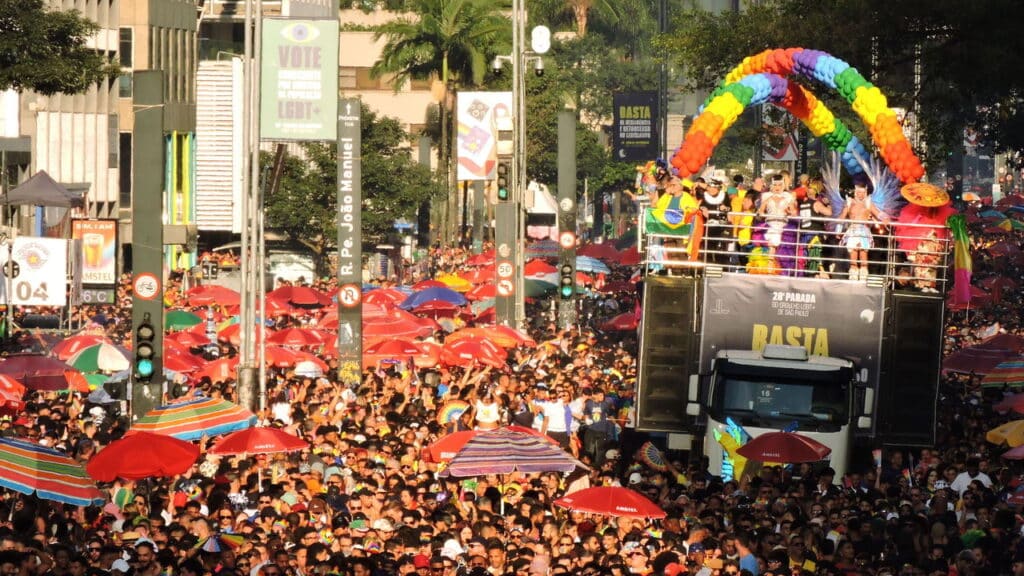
[947,214,972,305]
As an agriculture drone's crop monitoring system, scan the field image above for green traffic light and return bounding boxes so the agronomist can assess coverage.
[497,187,509,201]
[560,285,573,298]
[137,358,154,378]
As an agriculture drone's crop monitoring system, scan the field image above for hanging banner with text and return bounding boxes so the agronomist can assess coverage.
[456,91,513,181]
[71,219,117,286]
[0,237,68,306]
[260,18,339,141]
[336,98,362,386]
[612,91,659,162]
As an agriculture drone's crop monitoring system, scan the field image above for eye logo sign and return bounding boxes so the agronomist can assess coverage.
[280,22,321,43]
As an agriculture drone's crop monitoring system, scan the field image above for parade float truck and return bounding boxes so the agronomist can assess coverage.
[631,47,961,479]
[633,209,950,480]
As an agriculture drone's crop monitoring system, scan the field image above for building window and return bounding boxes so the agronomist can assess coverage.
[119,27,133,68]
[355,68,383,90]
[409,76,433,91]
[108,115,119,169]
[340,67,356,89]
[119,132,132,209]
[118,73,133,98]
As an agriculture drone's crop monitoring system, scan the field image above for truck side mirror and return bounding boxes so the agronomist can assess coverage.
[862,387,874,416]
[685,374,701,416]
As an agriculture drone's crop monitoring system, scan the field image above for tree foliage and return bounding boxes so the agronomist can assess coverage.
[262,106,443,272]
[0,0,119,95]
[654,0,1024,163]
[371,0,510,87]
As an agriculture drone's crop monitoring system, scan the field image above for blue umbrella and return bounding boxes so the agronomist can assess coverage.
[576,255,611,274]
[399,286,467,310]
[981,209,1007,219]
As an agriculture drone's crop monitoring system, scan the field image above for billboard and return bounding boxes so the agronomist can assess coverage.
[456,91,512,181]
[700,275,883,388]
[0,237,68,306]
[612,91,659,162]
[72,219,117,286]
[260,19,339,141]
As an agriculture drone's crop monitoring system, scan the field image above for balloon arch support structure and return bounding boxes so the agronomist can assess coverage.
[670,48,926,184]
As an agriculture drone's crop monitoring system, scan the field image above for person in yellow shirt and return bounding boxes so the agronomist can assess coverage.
[654,177,699,213]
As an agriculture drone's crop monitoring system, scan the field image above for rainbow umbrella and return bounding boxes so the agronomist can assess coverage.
[66,343,131,373]
[983,359,1024,388]
[194,534,245,553]
[638,441,668,472]
[437,400,471,426]
[0,437,104,506]
[132,397,256,441]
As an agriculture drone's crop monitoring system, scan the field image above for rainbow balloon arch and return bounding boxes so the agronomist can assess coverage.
[670,47,925,184]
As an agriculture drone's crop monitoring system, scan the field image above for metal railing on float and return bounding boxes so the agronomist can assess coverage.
[637,207,952,292]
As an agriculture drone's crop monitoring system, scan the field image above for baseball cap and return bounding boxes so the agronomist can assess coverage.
[413,555,431,569]
[664,563,685,576]
[688,542,705,553]
[628,472,643,485]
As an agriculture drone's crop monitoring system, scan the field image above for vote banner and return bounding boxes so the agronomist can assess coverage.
[0,237,68,306]
[260,18,339,141]
[71,219,117,286]
[700,275,883,388]
[612,92,659,162]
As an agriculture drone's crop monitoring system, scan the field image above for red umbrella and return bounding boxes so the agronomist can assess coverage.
[598,281,636,294]
[577,243,621,262]
[86,431,199,482]
[413,280,448,290]
[266,328,325,347]
[364,310,436,340]
[163,350,204,373]
[52,334,111,361]
[209,426,308,456]
[618,249,641,266]
[466,283,496,301]
[977,333,1024,353]
[186,285,241,307]
[440,338,507,369]
[363,288,407,308]
[599,312,639,332]
[988,241,1021,258]
[264,346,299,367]
[524,259,557,276]
[994,393,1024,414]
[267,286,332,307]
[194,357,239,384]
[459,266,495,285]
[735,431,832,463]
[465,253,494,266]
[0,375,26,414]
[170,329,212,348]
[0,355,82,391]
[554,486,666,519]
[217,323,266,346]
[943,347,1019,375]
[365,339,422,356]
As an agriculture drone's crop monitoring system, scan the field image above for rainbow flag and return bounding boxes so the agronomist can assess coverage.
[947,215,972,305]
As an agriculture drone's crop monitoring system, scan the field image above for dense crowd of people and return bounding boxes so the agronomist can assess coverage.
[0,188,1022,576]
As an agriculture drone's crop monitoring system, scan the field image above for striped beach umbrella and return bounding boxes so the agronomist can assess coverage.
[132,397,256,441]
[0,437,104,506]
[440,428,587,477]
[983,359,1024,388]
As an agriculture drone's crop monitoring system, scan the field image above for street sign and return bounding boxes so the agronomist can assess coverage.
[559,231,576,249]
[497,279,514,296]
[338,283,362,308]
[497,262,514,279]
[133,273,160,301]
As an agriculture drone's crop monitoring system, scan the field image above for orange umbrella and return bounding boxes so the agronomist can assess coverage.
[440,338,506,369]
[194,357,239,384]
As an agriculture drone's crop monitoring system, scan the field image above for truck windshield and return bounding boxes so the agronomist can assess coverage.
[709,364,850,431]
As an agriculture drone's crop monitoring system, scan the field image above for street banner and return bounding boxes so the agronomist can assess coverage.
[0,237,68,306]
[336,98,362,386]
[71,219,117,286]
[260,19,339,141]
[456,91,512,181]
[700,275,883,388]
[612,91,659,162]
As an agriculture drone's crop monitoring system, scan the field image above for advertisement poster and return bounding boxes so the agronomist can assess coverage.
[612,91,659,162]
[0,237,68,306]
[456,91,512,181]
[260,18,339,141]
[700,275,883,388]
[71,219,117,286]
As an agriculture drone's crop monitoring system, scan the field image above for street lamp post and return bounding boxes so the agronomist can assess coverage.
[492,2,549,327]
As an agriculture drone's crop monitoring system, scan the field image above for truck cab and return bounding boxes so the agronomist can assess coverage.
[700,344,864,479]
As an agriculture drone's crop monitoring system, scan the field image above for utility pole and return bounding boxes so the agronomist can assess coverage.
[130,71,165,421]
[557,109,577,330]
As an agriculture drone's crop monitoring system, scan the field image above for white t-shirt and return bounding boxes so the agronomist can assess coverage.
[538,400,568,433]
[950,470,992,495]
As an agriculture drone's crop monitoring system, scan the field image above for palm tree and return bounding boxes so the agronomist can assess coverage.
[372,0,509,244]
[531,0,621,38]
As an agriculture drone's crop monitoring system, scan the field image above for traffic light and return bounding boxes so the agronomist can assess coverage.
[496,161,510,202]
[559,263,575,299]
[135,312,156,382]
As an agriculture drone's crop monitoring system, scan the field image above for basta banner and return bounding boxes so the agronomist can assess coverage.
[612,91,659,163]
[71,219,117,286]
[699,275,884,388]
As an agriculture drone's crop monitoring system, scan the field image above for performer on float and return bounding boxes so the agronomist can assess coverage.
[895,183,956,293]
[836,182,891,281]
